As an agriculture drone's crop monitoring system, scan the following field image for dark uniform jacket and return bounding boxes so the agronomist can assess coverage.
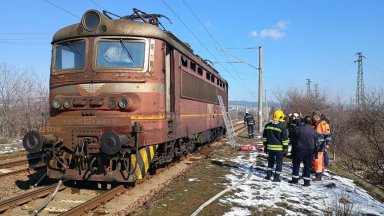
[244,114,255,125]
[293,124,318,150]
[263,121,288,151]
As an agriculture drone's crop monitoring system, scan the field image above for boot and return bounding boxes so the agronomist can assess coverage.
[248,135,251,139]
[272,173,281,182]
[251,134,254,138]
[304,180,311,186]
[288,178,299,184]
[313,173,322,181]
[264,170,272,180]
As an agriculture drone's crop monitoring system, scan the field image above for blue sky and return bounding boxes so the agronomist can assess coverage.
[0,0,383,103]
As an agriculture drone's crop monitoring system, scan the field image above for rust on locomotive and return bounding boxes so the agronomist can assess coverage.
[22,9,228,182]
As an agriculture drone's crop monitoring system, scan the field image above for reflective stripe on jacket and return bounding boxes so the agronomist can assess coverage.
[263,121,288,151]
[244,114,255,125]
[313,120,332,145]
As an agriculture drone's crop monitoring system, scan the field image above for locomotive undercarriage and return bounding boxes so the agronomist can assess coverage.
[31,127,224,182]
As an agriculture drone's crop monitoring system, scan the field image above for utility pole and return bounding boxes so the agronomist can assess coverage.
[355,52,365,108]
[264,89,269,121]
[258,46,263,134]
[306,79,311,96]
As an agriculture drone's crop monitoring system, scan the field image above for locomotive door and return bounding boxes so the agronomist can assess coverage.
[165,45,175,137]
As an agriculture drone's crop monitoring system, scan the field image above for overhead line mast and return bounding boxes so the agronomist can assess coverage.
[355,52,365,108]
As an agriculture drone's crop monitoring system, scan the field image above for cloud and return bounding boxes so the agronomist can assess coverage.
[250,20,291,40]
[250,30,258,37]
[260,29,285,39]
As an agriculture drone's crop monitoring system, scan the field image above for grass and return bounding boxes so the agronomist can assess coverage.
[131,147,236,216]
[0,138,9,144]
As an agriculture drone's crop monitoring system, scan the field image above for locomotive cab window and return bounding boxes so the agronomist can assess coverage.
[96,39,146,68]
[54,39,86,71]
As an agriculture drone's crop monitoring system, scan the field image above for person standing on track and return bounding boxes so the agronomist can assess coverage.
[244,111,255,139]
[263,109,288,182]
[288,116,317,186]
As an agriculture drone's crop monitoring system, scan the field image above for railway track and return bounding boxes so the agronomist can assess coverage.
[0,122,246,215]
[0,183,67,214]
[0,159,29,169]
[0,157,44,178]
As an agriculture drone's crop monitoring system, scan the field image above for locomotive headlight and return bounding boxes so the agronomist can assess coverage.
[82,10,101,32]
[107,98,117,109]
[52,97,62,109]
[63,98,72,109]
[118,98,129,109]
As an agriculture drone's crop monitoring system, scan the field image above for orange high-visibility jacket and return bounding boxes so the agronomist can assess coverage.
[315,120,332,146]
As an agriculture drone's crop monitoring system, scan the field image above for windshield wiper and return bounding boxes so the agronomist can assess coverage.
[119,39,134,63]
[64,41,83,56]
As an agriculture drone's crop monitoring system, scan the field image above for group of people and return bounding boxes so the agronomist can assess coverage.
[259,109,331,186]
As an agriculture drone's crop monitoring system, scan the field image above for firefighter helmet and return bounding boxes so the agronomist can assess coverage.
[273,109,285,122]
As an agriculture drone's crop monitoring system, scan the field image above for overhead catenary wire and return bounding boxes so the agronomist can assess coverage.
[87,0,106,10]
[42,0,81,18]
[180,0,254,94]
[161,0,253,97]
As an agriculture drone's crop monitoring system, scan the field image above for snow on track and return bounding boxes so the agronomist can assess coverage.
[217,152,384,216]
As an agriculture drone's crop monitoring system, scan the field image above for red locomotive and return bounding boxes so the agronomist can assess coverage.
[22,9,228,182]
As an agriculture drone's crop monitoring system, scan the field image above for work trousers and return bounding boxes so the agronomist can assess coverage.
[267,151,283,174]
[313,151,324,174]
[292,149,313,181]
[247,124,254,137]
[324,150,329,167]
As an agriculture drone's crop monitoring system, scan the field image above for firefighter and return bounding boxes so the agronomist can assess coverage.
[244,111,255,139]
[287,113,302,157]
[263,109,288,182]
[311,111,332,181]
[288,116,317,186]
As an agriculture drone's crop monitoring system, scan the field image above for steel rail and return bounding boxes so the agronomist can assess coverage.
[60,185,127,216]
[0,183,66,213]
[0,167,30,178]
[0,159,29,169]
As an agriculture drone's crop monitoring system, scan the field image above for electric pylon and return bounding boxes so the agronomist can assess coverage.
[355,52,365,108]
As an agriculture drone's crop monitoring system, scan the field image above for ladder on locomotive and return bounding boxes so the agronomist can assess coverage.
[217,95,237,146]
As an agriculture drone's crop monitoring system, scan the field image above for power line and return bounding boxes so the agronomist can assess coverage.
[161,0,251,98]
[87,0,106,10]
[177,0,253,94]
[42,0,80,18]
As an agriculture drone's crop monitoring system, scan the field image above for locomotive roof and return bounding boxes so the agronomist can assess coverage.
[52,10,225,82]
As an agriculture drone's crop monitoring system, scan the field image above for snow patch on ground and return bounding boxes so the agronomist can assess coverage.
[217,152,384,215]
[223,207,252,216]
[188,178,201,182]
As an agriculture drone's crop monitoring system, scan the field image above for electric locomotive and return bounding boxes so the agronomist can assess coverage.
[22,9,228,182]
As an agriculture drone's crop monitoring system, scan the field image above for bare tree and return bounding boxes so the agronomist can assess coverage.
[0,63,49,139]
